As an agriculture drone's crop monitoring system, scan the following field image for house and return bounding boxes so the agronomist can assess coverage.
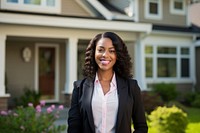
[0,0,199,110]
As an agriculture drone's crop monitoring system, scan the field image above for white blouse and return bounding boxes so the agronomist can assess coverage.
[92,73,119,133]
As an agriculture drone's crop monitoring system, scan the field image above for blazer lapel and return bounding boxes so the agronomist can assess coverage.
[82,78,95,133]
[115,76,128,133]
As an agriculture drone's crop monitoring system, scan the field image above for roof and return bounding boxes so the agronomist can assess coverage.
[153,24,200,34]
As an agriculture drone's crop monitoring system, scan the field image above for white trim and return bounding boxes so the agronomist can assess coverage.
[87,0,113,20]
[0,12,152,33]
[86,0,135,21]
[64,38,78,94]
[75,0,96,17]
[134,0,139,22]
[170,0,186,15]
[0,0,61,14]
[195,40,200,47]
[144,43,194,83]
[0,34,6,96]
[35,43,59,103]
[145,0,163,20]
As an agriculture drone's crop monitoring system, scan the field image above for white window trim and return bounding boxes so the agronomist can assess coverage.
[145,0,163,20]
[0,0,61,14]
[145,44,193,83]
[170,0,186,15]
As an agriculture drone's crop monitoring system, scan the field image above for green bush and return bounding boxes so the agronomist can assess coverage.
[183,92,200,108]
[149,106,188,133]
[153,83,177,103]
[14,87,41,107]
[141,91,164,114]
[0,101,66,133]
[191,94,200,108]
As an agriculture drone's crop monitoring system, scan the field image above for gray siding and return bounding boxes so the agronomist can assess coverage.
[138,0,187,26]
[61,0,92,17]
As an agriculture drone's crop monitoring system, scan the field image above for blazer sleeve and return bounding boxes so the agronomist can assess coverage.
[130,80,148,133]
[67,81,83,133]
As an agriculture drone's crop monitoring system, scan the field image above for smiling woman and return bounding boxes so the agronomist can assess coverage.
[68,32,148,133]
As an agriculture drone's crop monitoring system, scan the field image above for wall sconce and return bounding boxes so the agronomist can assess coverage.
[22,47,32,62]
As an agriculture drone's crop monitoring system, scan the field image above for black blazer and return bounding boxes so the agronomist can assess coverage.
[68,75,148,133]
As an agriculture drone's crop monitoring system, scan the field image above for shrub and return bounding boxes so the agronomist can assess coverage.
[0,101,66,133]
[152,83,177,103]
[14,87,41,107]
[142,91,164,114]
[149,105,188,133]
[183,92,200,108]
[191,94,200,108]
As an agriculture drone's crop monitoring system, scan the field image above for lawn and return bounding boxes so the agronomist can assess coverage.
[186,107,200,133]
[148,106,200,133]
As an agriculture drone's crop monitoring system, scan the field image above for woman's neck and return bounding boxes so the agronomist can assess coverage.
[97,70,114,82]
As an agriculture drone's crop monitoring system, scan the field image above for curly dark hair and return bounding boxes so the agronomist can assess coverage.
[83,32,133,79]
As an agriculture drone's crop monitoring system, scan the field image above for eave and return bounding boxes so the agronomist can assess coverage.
[0,11,152,33]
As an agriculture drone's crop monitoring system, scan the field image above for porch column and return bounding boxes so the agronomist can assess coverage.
[0,34,10,110]
[65,37,78,94]
[135,37,147,90]
[0,34,7,96]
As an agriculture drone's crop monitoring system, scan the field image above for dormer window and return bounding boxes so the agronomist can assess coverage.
[170,0,186,15]
[1,0,60,14]
[145,0,163,20]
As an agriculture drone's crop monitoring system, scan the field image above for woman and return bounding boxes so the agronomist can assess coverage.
[68,32,148,133]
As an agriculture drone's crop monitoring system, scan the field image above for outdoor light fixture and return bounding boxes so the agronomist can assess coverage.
[22,47,32,62]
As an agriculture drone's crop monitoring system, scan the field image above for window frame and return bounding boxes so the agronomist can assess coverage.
[170,0,186,15]
[1,0,61,14]
[145,44,192,83]
[145,0,163,20]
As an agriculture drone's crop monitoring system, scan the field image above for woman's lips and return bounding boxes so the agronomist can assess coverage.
[101,60,110,65]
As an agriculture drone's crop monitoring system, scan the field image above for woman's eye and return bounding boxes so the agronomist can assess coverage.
[98,49,104,53]
[110,50,115,53]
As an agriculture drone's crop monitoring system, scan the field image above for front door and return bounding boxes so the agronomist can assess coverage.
[36,44,59,102]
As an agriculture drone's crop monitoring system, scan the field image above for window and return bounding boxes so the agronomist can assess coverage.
[180,47,190,77]
[1,0,60,14]
[77,40,89,80]
[145,0,162,20]
[170,0,186,15]
[145,45,190,79]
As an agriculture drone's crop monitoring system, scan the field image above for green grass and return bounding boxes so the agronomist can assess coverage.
[186,107,200,133]
[148,106,200,133]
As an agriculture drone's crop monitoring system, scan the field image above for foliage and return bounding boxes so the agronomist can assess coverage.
[141,91,164,114]
[0,101,66,133]
[183,92,200,108]
[14,87,41,107]
[191,94,200,108]
[149,105,188,133]
[152,83,177,103]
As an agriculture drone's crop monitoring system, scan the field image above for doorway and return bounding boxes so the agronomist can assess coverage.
[35,44,59,102]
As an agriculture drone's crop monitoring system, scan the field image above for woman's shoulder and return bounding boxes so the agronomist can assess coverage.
[73,78,87,88]
[127,78,138,84]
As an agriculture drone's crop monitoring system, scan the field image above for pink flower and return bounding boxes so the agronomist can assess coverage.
[58,105,64,110]
[40,100,46,106]
[36,105,41,113]
[47,107,53,113]
[1,111,8,115]
[55,114,59,118]
[51,104,55,110]
[28,103,33,107]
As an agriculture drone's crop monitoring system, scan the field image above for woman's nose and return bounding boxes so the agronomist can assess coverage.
[102,50,109,57]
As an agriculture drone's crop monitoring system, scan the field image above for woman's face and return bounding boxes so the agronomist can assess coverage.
[95,37,117,72]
